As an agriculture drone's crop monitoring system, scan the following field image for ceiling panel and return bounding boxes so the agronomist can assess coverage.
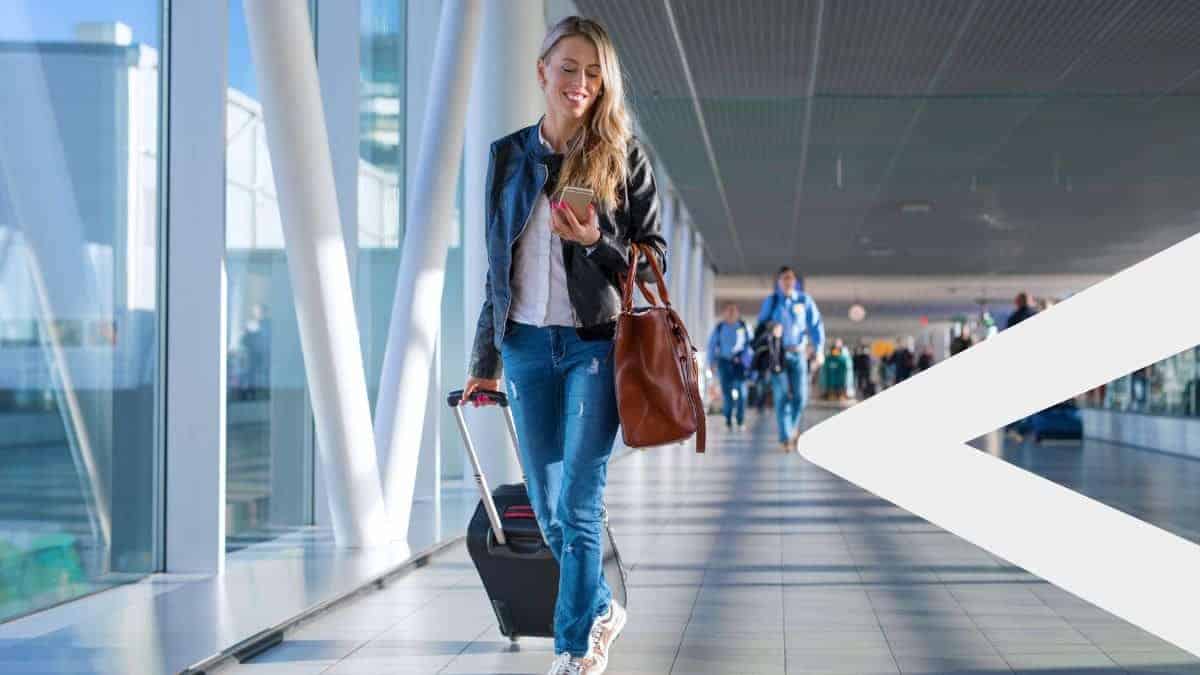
[817,0,980,96]
[577,0,1200,276]
[669,0,821,99]
[936,0,1134,94]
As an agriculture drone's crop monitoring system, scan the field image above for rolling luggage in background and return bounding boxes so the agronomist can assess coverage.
[1017,400,1083,442]
[448,389,628,642]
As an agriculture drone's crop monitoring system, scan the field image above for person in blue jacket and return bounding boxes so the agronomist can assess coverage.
[707,303,753,431]
[757,266,825,449]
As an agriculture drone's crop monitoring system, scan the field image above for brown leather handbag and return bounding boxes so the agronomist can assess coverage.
[613,243,707,452]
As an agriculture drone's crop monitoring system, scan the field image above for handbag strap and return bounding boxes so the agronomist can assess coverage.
[622,243,671,311]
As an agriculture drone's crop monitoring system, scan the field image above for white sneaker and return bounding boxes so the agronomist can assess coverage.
[548,651,605,675]
[588,600,628,661]
[547,653,584,675]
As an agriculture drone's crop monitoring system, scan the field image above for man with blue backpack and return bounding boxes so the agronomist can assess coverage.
[756,267,825,450]
[707,303,754,431]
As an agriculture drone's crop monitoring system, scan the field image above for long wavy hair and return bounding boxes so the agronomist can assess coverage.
[539,16,631,212]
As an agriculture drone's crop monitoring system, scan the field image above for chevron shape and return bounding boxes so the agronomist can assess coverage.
[799,232,1200,657]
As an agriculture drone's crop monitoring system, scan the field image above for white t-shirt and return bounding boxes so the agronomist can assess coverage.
[508,124,577,328]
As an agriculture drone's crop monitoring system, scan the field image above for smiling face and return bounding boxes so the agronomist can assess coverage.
[538,35,603,122]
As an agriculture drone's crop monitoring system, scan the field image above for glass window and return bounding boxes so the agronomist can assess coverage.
[224,0,314,551]
[1085,345,1200,419]
[358,1,471,543]
[358,0,405,415]
[0,1,162,621]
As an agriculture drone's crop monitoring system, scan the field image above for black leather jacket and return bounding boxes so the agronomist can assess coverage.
[469,123,668,379]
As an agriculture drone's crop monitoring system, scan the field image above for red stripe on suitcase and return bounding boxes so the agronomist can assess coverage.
[504,506,535,519]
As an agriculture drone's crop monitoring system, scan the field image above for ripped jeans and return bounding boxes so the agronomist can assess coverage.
[500,321,619,656]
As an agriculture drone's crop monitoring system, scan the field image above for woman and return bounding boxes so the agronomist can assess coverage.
[461,16,666,675]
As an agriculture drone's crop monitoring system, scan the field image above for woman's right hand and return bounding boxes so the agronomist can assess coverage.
[462,376,502,407]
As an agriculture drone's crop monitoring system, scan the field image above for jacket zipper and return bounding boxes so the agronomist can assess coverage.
[500,163,548,331]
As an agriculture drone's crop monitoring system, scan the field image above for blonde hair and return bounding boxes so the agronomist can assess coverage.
[539,16,631,212]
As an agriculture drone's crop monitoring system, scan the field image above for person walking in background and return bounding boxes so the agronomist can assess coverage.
[917,345,935,373]
[950,324,974,356]
[1006,292,1038,329]
[748,318,779,413]
[1004,292,1041,439]
[707,303,752,431]
[852,342,874,398]
[821,338,853,401]
[757,266,825,450]
[881,348,896,389]
[750,321,786,409]
[887,336,917,384]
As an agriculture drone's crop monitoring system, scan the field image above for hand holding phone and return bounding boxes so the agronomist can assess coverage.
[558,186,594,222]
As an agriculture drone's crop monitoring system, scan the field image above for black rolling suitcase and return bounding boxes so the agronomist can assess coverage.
[448,389,627,642]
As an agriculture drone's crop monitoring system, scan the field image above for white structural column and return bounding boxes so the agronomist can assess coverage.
[674,220,692,334]
[660,189,677,300]
[689,230,706,337]
[312,0,364,530]
[162,0,228,572]
[667,201,688,312]
[463,0,545,486]
[317,0,361,275]
[700,264,710,348]
[373,0,485,540]
[244,0,387,547]
[689,231,708,395]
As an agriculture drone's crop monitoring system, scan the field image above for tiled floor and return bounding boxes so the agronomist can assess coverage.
[220,408,1200,674]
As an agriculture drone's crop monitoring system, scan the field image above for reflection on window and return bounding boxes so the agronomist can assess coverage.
[1083,346,1200,418]
[358,0,405,414]
[224,0,313,551]
[0,3,161,621]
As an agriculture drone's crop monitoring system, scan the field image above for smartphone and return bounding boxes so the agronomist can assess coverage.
[558,186,594,222]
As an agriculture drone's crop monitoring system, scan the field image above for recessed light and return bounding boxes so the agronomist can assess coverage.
[899,201,933,214]
[980,213,1014,231]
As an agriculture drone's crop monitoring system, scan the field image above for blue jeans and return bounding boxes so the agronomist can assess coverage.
[500,322,618,656]
[715,359,747,426]
[770,352,808,442]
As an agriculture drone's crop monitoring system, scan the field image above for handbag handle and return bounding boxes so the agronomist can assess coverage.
[622,243,672,311]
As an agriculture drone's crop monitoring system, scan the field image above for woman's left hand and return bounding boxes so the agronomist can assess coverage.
[550,201,602,247]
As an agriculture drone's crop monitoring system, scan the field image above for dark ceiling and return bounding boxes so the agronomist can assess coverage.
[576,0,1200,275]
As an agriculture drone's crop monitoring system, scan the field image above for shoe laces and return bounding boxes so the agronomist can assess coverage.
[588,606,612,653]
[549,653,585,675]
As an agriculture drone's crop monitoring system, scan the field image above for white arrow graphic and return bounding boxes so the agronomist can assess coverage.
[799,232,1200,657]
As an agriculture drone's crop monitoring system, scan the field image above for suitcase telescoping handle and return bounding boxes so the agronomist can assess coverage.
[447,389,522,547]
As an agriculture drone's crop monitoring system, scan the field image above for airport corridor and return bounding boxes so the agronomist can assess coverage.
[221,408,1200,675]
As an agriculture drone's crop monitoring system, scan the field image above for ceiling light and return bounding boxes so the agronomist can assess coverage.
[980,213,1014,232]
